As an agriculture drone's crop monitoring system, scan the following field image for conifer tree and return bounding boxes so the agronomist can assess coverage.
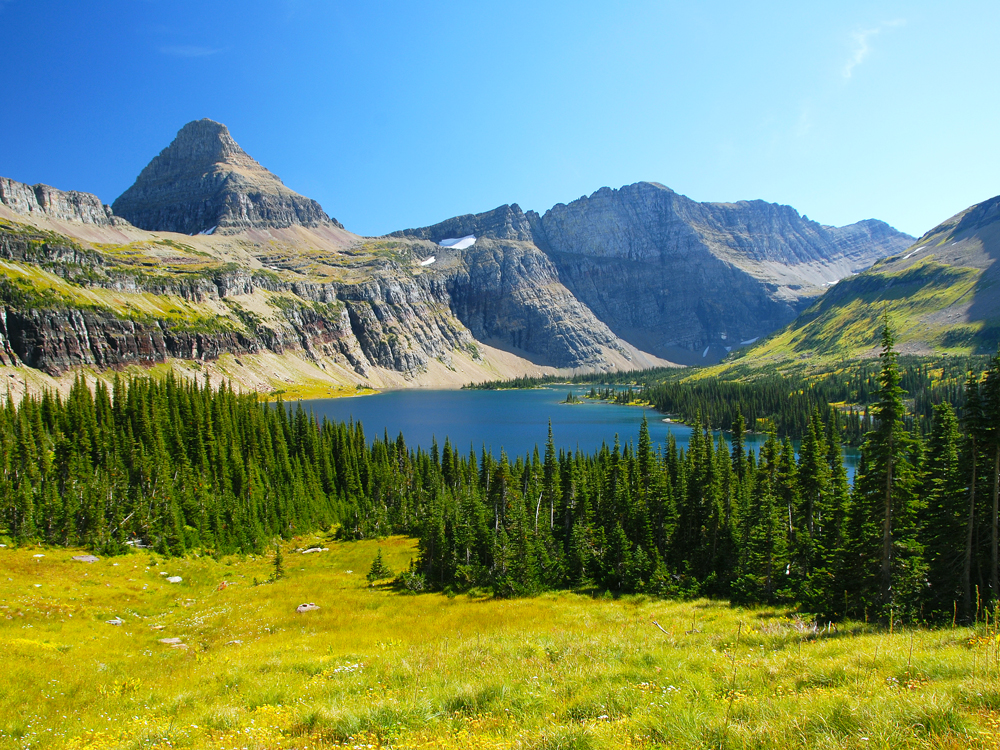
[923,402,965,617]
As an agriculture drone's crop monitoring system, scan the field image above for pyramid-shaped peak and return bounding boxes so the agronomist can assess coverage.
[167,118,244,162]
[112,119,340,235]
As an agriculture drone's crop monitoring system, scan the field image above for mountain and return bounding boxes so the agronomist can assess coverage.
[394,182,913,365]
[0,118,916,397]
[729,194,1000,366]
[112,119,339,235]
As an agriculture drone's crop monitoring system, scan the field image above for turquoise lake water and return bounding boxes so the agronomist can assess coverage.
[299,387,860,479]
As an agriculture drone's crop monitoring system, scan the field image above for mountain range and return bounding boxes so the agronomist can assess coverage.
[0,117,959,397]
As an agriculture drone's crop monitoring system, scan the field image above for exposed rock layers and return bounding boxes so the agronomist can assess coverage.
[0,177,125,226]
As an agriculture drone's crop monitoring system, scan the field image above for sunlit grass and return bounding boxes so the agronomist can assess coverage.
[2,537,999,749]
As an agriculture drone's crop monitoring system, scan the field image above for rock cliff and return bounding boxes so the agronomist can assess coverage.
[112,119,340,235]
[0,220,480,378]
[0,177,125,226]
[529,181,913,363]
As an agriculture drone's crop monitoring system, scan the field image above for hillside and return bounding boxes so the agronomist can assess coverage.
[724,193,1000,370]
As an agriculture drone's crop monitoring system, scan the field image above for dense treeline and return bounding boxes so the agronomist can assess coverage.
[1,329,998,624]
[469,359,981,445]
[0,376,363,555]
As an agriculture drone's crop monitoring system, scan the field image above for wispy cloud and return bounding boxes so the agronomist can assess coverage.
[159,45,223,58]
[843,19,904,79]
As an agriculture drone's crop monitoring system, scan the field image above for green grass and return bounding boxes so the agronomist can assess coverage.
[2,538,999,749]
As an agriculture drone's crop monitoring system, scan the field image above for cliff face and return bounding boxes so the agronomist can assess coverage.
[529,181,913,362]
[390,203,536,243]
[393,205,635,368]
[112,119,339,235]
[0,177,125,226]
[440,238,626,368]
[0,219,476,378]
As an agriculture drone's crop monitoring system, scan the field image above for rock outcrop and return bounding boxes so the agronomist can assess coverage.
[0,176,125,226]
[390,203,536,243]
[112,119,340,235]
[440,237,627,368]
[0,220,476,377]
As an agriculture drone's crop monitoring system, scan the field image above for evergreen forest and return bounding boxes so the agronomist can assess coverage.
[1,325,999,625]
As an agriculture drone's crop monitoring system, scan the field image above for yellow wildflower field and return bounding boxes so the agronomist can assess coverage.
[2,536,998,749]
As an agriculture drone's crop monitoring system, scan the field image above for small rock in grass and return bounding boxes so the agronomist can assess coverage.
[301,547,324,554]
[226,640,243,646]
[158,637,182,644]
[106,617,123,626]
[166,576,182,583]
[296,602,320,613]
[150,625,165,630]
[72,555,100,563]
[33,554,44,558]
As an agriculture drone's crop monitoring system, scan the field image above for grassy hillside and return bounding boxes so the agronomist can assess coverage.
[713,195,1000,374]
[3,537,1000,749]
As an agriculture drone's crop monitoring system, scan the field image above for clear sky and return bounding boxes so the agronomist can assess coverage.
[1,1,997,238]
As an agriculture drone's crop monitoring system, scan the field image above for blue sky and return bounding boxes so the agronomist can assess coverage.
[1,1,997,238]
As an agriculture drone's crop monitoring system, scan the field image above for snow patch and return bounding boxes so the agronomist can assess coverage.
[194,226,217,236]
[419,256,436,266]
[725,346,732,352]
[702,347,710,358]
[438,235,476,250]
[901,245,926,261]
[739,337,758,346]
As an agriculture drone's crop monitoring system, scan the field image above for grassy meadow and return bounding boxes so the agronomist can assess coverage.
[2,536,1000,750]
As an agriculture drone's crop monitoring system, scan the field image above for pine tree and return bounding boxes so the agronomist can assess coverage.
[923,402,965,618]
[273,542,285,581]
[367,548,393,584]
[848,319,923,620]
[982,351,1000,605]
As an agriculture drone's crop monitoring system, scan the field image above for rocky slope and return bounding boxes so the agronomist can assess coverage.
[112,119,339,235]
[0,176,126,227]
[729,193,1000,366]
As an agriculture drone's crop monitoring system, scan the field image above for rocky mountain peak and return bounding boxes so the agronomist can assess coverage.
[153,119,244,168]
[112,119,340,235]
[389,203,536,243]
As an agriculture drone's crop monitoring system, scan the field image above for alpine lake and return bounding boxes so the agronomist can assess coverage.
[297,385,861,480]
